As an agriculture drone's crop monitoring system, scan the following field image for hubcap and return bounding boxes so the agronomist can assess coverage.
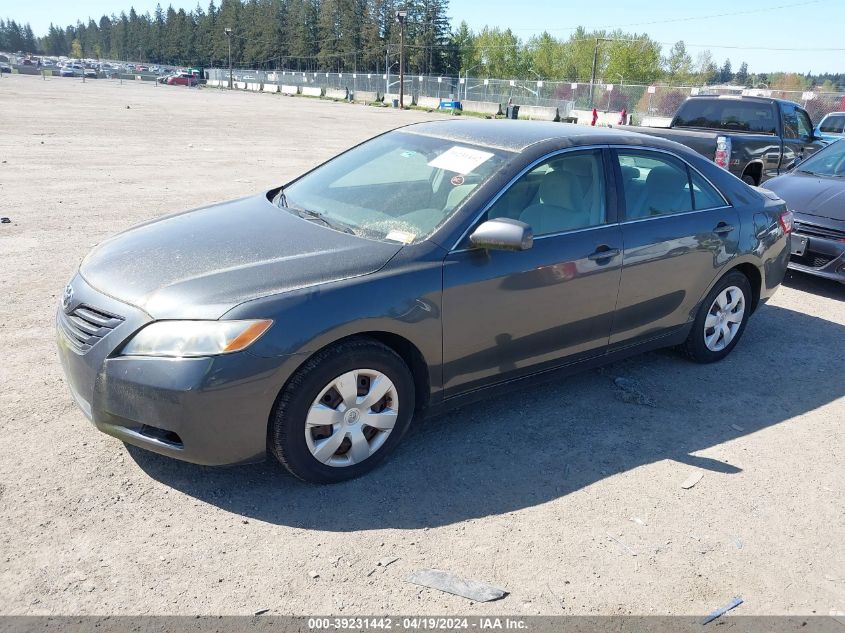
[304,369,399,468]
[703,285,745,352]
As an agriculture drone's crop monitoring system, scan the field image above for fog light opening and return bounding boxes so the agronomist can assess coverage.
[139,425,183,447]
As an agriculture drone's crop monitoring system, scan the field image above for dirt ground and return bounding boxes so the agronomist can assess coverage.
[0,74,843,617]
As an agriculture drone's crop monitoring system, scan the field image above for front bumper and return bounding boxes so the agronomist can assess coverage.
[788,228,845,283]
[56,274,285,465]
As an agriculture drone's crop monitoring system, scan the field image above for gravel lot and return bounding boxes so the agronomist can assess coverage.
[0,75,843,617]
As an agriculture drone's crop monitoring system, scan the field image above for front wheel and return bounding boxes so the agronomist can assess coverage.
[270,339,415,483]
[684,271,752,363]
[742,174,757,186]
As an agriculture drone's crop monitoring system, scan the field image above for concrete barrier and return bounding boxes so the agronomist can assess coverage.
[462,100,503,116]
[570,109,625,126]
[263,83,279,93]
[246,82,262,92]
[353,90,380,103]
[280,84,299,95]
[301,86,323,97]
[416,96,442,110]
[325,87,349,100]
[638,115,672,128]
[206,79,219,87]
[518,105,560,122]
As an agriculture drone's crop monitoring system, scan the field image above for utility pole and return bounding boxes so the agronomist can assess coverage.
[589,37,614,108]
[589,39,598,108]
[385,45,389,97]
[395,9,407,108]
[224,28,233,89]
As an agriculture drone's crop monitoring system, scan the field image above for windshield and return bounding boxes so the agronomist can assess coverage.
[796,139,845,177]
[281,131,512,243]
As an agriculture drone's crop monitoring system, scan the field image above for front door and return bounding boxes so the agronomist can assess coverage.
[441,148,623,396]
[781,103,825,172]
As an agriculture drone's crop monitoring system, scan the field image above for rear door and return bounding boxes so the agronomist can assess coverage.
[609,148,739,347]
[441,148,623,396]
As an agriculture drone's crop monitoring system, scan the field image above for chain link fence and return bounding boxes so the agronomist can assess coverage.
[207,67,845,124]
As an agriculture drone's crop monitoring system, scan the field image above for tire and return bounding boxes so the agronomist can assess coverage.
[270,338,415,483]
[742,174,757,186]
[684,270,753,364]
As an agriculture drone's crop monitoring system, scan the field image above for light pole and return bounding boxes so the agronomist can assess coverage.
[527,68,543,105]
[224,28,233,89]
[589,37,613,108]
[395,9,407,108]
[463,58,487,102]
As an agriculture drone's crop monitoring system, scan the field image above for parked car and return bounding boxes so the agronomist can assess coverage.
[814,112,845,141]
[625,95,828,185]
[166,72,198,86]
[83,68,97,79]
[59,67,76,78]
[763,139,845,283]
[0,63,11,74]
[57,121,791,483]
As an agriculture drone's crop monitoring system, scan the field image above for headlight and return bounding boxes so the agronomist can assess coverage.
[121,319,273,358]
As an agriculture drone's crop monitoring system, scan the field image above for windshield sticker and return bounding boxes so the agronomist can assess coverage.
[385,230,416,244]
[428,146,494,174]
[450,175,465,186]
[400,150,417,158]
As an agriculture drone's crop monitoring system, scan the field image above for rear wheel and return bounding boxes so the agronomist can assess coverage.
[684,271,752,363]
[270,339,415,483]
[742,174,757,186]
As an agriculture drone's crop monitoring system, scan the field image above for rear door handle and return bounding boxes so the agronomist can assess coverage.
[587,246,620,261]
[713,223,735,235]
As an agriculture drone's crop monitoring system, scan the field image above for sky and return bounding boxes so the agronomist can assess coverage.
[4,0,844,73]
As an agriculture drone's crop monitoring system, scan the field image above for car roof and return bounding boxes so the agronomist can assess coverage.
[686,94,802,108]
[400,119,689,153]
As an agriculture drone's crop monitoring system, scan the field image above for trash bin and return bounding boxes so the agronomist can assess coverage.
[506,104,520,119]
[392,98,399,108]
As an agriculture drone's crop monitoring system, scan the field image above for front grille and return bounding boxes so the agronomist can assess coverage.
[794,221,845,241]
[58,304,124,354]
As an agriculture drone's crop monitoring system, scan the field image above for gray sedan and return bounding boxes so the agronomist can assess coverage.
[764,139,845,283]
[57,121,791,483]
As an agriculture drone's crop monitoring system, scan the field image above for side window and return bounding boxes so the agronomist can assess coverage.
[796,109,813,141]
[782,105,799,139]
[616,151,693,219]
[690,170,727,210]
[486,149,606,236]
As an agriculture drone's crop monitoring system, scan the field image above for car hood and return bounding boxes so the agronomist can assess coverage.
[764,173,845,222]
[79,193,403,319]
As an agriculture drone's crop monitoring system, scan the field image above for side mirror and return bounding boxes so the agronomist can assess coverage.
[469,218,533,251]
[786,155,803,171]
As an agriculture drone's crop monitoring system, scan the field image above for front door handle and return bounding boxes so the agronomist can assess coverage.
[587,246,620,261]
[713,223,735,235]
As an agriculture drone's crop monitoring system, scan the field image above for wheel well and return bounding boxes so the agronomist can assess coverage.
[360,332,431,413]
[730,263,762,313]
[742,162,762,185]
[278,332,431,416]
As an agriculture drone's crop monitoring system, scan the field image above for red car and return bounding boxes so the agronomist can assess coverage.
[166,73,198,87]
